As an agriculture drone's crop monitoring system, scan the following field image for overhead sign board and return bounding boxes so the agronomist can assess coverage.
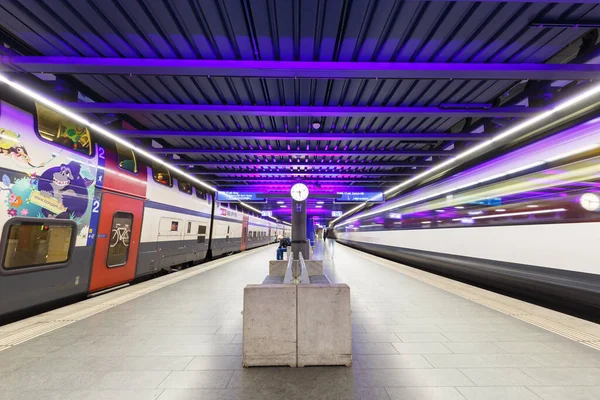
[261,210,273,217]
[331,211,343,217]
[216,191,265,202]
[334,191,384,203]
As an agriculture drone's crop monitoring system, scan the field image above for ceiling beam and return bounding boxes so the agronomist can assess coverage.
[64,102,541,117]
[175,161,431,168]
[212,178,405,183]
[116,130,488,141]
[153,148,456,157]
[192,172,414,177]
[3,56,600,80]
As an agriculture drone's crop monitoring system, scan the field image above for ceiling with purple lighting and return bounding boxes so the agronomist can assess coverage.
[1,0,600,221]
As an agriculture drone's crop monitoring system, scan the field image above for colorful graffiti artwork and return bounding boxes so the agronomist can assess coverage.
[0,101,100,246]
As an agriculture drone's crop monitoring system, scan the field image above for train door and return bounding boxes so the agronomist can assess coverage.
[89,192,143,292]
[241,215,249,251]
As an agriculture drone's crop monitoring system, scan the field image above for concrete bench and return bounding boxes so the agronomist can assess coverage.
[243,254,351,367]
[242,284,297,367]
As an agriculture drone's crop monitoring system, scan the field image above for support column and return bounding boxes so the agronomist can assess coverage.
[291,200,309,259]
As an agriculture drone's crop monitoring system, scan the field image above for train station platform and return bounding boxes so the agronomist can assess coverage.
[1,241,600,400]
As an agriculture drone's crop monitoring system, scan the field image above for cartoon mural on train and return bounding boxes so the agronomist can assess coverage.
[0,101,99,246]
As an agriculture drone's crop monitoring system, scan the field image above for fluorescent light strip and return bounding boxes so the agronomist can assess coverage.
[0,74,263,215]
[331,81,600,226]
[451,208,566,221]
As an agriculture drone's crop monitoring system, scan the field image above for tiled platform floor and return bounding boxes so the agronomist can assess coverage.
[0,240,599,399]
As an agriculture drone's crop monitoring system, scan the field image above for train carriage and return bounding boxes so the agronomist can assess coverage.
[0,95,280,320]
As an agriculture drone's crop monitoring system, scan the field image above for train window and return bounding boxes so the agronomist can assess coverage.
[116,143,138,174]
[187,221,192,234]
[107,212,132,268]
[3,221,74,270]
[195,187,207,200]
[197,225,207,243]
[170,221,179,232]
[36,103,93,156]
[151,162,172,187]
[178,179,193,195]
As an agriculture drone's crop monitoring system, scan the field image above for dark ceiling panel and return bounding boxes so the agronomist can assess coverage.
[1,0,598,199]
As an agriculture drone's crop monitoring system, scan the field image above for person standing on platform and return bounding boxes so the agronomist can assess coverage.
[276,235,292,260]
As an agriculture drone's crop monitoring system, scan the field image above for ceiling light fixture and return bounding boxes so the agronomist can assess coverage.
[0,73,265,216]
[331,81,600,227]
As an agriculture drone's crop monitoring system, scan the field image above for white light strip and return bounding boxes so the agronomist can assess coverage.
[0,74,264,215]
[544,144,600,163]
[451,208,566,221]
[331,81,600,227]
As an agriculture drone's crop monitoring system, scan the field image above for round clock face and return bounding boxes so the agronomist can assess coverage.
[580,192,600,211]
[290,183,309,202]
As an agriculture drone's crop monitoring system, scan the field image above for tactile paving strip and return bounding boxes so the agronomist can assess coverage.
[345,245,600,352]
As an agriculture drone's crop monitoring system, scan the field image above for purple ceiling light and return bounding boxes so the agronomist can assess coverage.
[4,57,600,80]
[62,102,543,117]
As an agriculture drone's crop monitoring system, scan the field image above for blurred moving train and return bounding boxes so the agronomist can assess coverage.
[335,115,600,315]
[0,97,288,319]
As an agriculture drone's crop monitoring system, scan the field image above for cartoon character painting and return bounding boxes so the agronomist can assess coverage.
[0,100,100,246]
[0,128,56,168]
[36,161,94,219]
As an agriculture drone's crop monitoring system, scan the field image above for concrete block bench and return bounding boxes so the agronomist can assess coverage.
[243,254,351,368]
[297,283,351,367]
[242,284,297,367]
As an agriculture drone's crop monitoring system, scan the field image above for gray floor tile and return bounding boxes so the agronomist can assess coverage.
[459,368,541,386]
[526,353,600,367]
[457,387,540,400]
[158,370,234,389]
[442,332,497,342]
[302,386,392,400]
[391,342,452,354]
[521,368,600,386]
[541,341,600,354]
[353,342,399,354]
[353,333,402,342]
[425,353,541,368]
[353,368,474,387]
[91,371,171,389]
[489,331,568,342]
[363,325,442,333]
[185,356,243,370]
[157,387,298,400]
[353,354,433,369]
[443,342,507,354]
[394,332,449,342]
[0,390,164,400]
[527,386,600,400]
[386,387,466,400]
[494,341,561,354]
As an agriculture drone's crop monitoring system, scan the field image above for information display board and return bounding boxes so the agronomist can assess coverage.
[216,191,265,202]
[334,192,384,203]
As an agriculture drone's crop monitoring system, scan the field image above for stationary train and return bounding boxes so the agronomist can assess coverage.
[0,97,288,319]
[335,115,600,314]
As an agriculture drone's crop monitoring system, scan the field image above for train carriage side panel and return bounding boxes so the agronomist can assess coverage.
[211,204,243,257]
[88,147,146,292]
[246,214,271,249]
[137,170,212,275]
[0,100,100,316]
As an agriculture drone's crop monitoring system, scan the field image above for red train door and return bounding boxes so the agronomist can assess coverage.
[89,192,143,292]
[241,215,249,251]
